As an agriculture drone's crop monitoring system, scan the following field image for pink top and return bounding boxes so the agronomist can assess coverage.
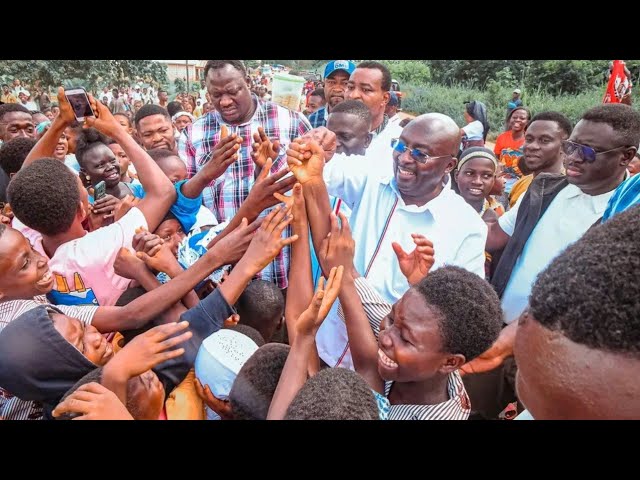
[13,208,148,307]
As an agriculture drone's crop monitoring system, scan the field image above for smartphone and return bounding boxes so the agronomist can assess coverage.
[64,87,95,122]
[94,181,107,201]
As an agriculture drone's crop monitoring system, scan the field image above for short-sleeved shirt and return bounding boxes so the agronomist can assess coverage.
[13,207,148,307]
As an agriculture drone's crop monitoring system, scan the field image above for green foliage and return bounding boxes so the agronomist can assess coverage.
[174,78,185,93]
[401,81,638,142]
[0,60,167,92]
[385,60,431,84]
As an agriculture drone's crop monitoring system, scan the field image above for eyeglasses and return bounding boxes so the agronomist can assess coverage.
[391,138,452,164]
[561,140,629,163]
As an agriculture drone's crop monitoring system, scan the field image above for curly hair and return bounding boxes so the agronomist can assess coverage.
[225,324,266,347]
[530,204,640,356]
[229,343,289,420]
[414,266,503,362]
[285,367,379,420]
[7,158,80,236]
[0,137,38,176]
[234,279,284,343]
[581,103,640,148]
[75,127,110,169]
[0,103,30,122]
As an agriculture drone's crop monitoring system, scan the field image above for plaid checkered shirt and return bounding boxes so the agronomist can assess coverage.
[178,95,311,288]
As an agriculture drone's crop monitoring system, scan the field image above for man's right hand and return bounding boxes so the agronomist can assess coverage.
[202,124,243,180]
[301,127,337,162]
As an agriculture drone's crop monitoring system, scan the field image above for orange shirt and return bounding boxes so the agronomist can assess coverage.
[494,130,525,176]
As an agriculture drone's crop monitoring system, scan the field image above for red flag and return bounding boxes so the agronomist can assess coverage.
[603,60,632,104]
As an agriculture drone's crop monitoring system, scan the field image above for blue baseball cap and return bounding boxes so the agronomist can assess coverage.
[323,60,356,80]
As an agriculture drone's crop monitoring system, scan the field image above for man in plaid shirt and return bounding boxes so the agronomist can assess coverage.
[179,60,311,289]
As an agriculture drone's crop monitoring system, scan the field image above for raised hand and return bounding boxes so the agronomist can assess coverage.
[90,194,121,218]
[296,265,344,337]
[251,126,281,170]
[223,313,240,328]
[55,87,77,126]
[114,247,148,281]
[241,205,298,273]
[300,126,337,162]
[52,382,133,420]
[210,217,262,265]
[243,157,296,218]
[286,139,326,185]
[105,321,192,379]
[201,125,243,180]
[392,234,435,286]
[318,212,356,278]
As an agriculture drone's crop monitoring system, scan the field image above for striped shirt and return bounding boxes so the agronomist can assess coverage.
[178,95,311,288]
[344,277,471,420]
[0,297,98,420]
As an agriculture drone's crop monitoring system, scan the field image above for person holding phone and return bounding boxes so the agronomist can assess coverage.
[7,87,176,309]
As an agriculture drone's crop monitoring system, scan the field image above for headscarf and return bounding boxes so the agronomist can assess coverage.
[0,306,96,406]
[458,146,498,172]
[465,100,490,141]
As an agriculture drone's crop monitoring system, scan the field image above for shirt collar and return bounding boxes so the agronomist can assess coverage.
[372,115,390,138]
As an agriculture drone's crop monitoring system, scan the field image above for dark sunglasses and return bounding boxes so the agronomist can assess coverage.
[391,138,452,164]
[561,140,629,163]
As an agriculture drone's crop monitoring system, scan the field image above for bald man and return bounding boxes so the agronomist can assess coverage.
[295,114,488,369]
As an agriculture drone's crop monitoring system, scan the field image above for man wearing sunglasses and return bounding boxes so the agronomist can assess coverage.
[462,103,640,419]
[294,113,487,369]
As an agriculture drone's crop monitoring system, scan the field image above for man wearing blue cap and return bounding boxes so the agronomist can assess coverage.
[308,60,356,128]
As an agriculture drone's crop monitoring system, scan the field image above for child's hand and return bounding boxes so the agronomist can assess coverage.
[251,126,281,170]
[106,321,192,380]
[286,139,326,185]
[137,242,180,275]
[223,313,240,328]
[244,157,296,218]
[114,247,148,280]
[318,212,357,278]
[392,234,435,286]
[296,265,344,337]
[210,217,261,265]
[241,205,298,273]
[194,378,233,420]
[91,194,121,219]
[52,382,133,420]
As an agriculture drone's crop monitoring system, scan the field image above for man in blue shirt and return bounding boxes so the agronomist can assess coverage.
[308,60,356,128]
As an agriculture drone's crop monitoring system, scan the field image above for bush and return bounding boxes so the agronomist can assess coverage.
[401,81,639,142]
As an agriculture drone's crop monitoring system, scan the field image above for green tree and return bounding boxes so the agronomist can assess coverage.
[174,78,185,93]
[0,60,168,92]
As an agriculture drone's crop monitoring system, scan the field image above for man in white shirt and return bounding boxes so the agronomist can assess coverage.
[462,103,640,418]
[289,113,487,368]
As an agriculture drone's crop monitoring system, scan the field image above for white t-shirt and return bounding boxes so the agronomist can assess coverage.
[13,207,148,307]
[498,183,614,324]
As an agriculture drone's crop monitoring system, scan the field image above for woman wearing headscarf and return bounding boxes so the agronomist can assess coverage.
[460,100,490,151]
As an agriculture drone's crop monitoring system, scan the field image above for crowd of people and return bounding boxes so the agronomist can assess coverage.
[0,59,639,421]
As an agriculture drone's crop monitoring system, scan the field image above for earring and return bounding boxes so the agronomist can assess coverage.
[85,175,91,182]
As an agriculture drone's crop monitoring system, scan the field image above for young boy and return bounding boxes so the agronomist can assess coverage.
[319,213,502,419]
[515,204,640,419]
[8,88,175,307]
[326,100,372,156]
